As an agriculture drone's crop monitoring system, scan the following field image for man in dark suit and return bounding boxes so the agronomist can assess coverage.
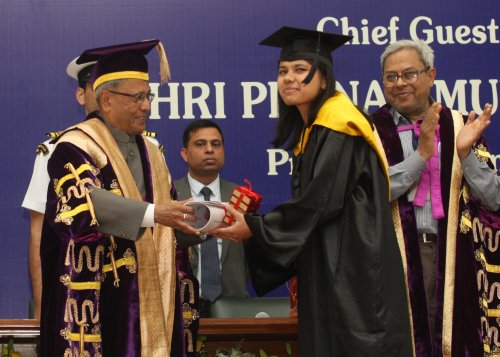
[174,120,249,317]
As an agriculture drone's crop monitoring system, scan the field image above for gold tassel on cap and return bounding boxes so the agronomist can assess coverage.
[156,41,171,84]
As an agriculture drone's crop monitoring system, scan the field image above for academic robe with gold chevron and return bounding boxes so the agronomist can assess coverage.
[373,103,500,357]
[39,117,184,357]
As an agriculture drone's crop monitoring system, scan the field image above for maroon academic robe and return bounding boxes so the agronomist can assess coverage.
[39,118,183,357]
[373,103,500,356]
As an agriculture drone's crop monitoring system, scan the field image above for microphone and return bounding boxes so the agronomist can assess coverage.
[255,311,270,318]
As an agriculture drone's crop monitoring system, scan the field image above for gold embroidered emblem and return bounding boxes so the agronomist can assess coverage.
[123,249,137,274]
[474,143,490,163]
[182,302,199,327]
[461,183,471,204]
[102,248,137,279]
[460,210,472,234]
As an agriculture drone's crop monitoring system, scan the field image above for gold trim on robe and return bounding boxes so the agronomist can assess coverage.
[60,118,177,357]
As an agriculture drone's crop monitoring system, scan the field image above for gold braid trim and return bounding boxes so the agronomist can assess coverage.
[61,326,101,356]
[487,309,500,317]
[64,240,104,273]
[478,269,488,292]
[102,254,136,274]
[185,329,194,353]
[486,282,500,304]
[441,110,465,357]
[473,217,499,252]
[56,164,95,194]
[77,321,88,356]
[180,277,196,305]
[63,348,102,357]
[60,275,101,290]
[64,298,100,325]
[58,204,89,220]
[481,315,500,355]
[54,177,95,226]
[106,236,120,287]
[75,118,177,356]
[67,331,101,343]
[478,251,500,274]
[62,163,98,226]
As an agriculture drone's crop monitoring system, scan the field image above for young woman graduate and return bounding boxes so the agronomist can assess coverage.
[210,27,413,356]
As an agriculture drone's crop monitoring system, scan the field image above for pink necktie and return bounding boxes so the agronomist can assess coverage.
[397,122,444,219]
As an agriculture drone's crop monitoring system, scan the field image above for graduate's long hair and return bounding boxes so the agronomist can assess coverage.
[271,61,336,151]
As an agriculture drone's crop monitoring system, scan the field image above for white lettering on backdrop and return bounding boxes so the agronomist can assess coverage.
[149,79,498,120]
[317,16,499,45]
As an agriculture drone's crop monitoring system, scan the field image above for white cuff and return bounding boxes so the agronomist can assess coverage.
[141,204,155,227]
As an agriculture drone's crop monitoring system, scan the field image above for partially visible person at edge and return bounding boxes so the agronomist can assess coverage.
[210,26,412,356]
[371,38,500,355]
[39,39,199,357]
[21,57,97,321]
[174,119,249,318]
[456,106,500,211]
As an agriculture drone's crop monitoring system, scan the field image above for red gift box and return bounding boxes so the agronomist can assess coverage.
[223,179,262,225]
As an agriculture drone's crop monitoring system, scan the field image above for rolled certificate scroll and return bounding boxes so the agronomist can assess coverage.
[184,201,226,232]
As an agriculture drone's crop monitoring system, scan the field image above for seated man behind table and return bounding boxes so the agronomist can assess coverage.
[174,119,249,317]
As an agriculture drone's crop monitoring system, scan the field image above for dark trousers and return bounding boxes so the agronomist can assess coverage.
[419,238,437,338]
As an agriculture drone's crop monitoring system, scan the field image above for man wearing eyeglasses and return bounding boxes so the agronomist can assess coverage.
[372,39,499,356]
[22,56,165,324]
[39,40,199,357]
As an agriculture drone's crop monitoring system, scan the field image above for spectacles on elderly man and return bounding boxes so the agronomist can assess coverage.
[108,90,155,103]
[382,68,428,87]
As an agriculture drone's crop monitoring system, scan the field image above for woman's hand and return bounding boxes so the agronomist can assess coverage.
[208,204,253,243]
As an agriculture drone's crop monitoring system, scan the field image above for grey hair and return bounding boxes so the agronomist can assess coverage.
[380,39,435,73]
[94,79,123,105]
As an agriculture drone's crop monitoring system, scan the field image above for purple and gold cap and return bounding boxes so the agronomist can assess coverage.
[76,39,171,91]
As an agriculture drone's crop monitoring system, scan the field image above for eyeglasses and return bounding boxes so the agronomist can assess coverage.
[107,90,155,103]
[382,69,428,87]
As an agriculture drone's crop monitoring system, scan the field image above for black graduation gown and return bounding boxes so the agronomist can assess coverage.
[245,125,413,356]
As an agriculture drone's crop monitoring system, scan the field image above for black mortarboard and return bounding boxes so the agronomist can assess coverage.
[260,26,352,83]
[66,57,96,88]
[76,39,170,91]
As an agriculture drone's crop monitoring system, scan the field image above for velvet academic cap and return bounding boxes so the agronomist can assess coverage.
[260,26,352,83]
[76,39,170,91]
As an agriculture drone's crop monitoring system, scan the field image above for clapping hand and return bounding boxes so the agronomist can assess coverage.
[456,103,492,159]
[417,102,442,161]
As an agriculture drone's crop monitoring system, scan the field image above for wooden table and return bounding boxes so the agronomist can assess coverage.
[0,318,298,356]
